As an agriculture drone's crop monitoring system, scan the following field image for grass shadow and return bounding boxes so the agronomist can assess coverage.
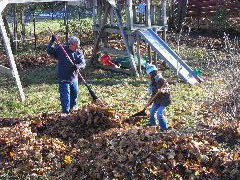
[19,65,147,87]
[0,118,21,127]
[19,65,57,86]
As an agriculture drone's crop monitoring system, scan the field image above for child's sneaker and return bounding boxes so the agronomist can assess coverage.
[72,106,78,111]
[60,113,68,117]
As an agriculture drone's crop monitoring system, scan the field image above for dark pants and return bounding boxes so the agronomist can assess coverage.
[59,81,78,114]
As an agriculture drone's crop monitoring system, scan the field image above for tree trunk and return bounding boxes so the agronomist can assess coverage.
[13,4,18,53]
[20,4,26,41]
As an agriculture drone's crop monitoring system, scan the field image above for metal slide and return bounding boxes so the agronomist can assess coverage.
[138,29,202,84]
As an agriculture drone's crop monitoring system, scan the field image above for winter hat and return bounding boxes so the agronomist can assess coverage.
[68,36,80,45]
[146,64,157,74]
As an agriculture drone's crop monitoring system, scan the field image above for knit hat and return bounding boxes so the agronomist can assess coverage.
[68,36,80,45]
[146,64,157,74]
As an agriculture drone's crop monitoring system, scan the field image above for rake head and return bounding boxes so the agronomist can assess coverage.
[130,109,147,118]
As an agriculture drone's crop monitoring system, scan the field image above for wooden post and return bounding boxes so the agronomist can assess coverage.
[126,0,134,62]
[64,1,69,43]
[157,5,161,26]
[97,2,102,25]
[145,0,151,27]
[33,12,36,50]
[162,0,167,42]
[168,0,175,29]
[92,0,97,25]
[148,45,152,63]
[150,5,155,25]
[136,35,142,75]
[153,27,157,65]
[13,4,18,52]
[51,3,54,20]
[0,16,25,102]
[133,5,137,24]
[92,0,98,40]
[20,4,26,41]
[126,0,133,30]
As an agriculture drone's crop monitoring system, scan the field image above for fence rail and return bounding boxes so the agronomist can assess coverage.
[187,0,240,18]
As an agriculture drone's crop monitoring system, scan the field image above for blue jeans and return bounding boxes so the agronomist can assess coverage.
[149,103,168,130]
[59,81,78,114]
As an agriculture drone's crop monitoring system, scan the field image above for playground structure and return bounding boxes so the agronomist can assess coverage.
[90,0,202,83]
[0,0,203,102]
[90,0,168,76]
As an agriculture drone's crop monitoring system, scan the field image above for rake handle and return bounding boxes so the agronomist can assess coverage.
[143,82,167,110]
[48,27,87,84]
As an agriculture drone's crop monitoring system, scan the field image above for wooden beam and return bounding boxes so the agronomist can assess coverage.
[136,35,142,75]
[0,65,12,76]
[126,0,133,30]
[162,0,167,42]
[133,5,137,24]
[100,47,128,56]
[110,8,116,25]
[93,26,132,35]
[64,1,69,43]
[92,0,97,25]
[0,16,25,101]
[145,0,151,27]
[150,5,155,25]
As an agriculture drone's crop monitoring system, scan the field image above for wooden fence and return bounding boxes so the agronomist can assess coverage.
[187,0,240,18]
[171,0,240,31]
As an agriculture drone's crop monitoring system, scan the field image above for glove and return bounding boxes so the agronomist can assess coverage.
[72,64,78,71]
[50,34,57,43]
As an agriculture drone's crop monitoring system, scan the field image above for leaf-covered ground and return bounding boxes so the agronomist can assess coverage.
[0,103,239,179]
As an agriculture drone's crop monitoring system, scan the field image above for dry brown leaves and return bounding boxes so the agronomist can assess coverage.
[0,104,239,179]
[199,102,240,147]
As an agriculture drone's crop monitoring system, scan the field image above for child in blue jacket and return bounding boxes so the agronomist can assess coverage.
[146,64,171,130]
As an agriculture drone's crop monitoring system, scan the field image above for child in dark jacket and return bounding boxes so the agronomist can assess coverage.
[146,64,171,130]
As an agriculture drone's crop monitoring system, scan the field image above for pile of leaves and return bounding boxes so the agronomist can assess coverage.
[0,104,116,178]
[0,104,239,179]
[30,104,118,143]
[15,53,55,70]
